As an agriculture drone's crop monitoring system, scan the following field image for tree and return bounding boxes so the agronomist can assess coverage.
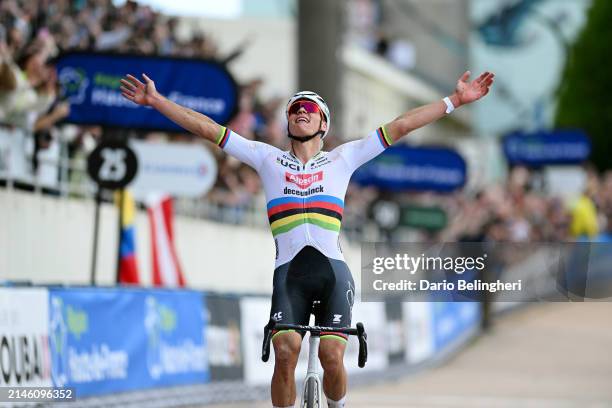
[555,0,612,171]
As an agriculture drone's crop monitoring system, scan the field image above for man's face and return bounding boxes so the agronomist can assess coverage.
[287,100,327,137]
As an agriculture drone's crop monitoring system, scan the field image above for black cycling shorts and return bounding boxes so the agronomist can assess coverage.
[270,246,355,341]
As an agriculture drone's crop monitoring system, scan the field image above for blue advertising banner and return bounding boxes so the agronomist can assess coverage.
[56,52,238,131]
[503,129,591,166]
[352,145,467,192]
[431,302,480,352]
[48,288,209,397]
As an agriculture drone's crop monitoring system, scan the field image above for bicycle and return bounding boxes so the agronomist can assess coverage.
[262,315,368,408]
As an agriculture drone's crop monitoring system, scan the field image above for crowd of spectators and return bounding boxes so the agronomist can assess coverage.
[341,164,612,244]
[0,0,288,198]
[1,0,611,244]
[441,166,612,243]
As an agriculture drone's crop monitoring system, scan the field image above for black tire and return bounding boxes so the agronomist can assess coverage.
[306,376,318,408]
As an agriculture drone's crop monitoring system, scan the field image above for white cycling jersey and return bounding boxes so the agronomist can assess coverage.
[215,126,393,267]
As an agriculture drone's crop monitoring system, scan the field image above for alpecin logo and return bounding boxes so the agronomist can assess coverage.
[285,171,323,189]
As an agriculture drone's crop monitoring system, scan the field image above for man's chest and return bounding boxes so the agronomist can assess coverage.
[262,152,345,196]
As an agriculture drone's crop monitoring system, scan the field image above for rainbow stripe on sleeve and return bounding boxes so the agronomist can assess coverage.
[267,195,344,236]
[376,126,393,148]
[216,126,231,148]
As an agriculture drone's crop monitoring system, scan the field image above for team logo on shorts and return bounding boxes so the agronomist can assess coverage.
[333,314,342,324]
[285,171,323,189]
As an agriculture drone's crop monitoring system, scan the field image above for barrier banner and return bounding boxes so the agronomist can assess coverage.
[240,297,274,385]
[0,288,52,388]
[431,302,480,352]
[56,52,238,131]
[48,288,208,397]
[352,145,466,192]
[129,140,218,199]
[205,294,243,381]
[503,129,591,166]
[402,302,434,364]
[384,300,405,364]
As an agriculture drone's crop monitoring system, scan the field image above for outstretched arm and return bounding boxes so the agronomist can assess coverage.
[120,73,221,143]
[384,71,495,143]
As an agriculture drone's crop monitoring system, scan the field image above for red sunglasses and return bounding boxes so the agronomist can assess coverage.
[288,100,321,115]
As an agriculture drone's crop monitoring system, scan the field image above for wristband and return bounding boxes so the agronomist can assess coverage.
[443,96,455,114]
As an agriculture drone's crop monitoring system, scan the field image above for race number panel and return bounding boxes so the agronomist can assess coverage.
[87,141,138,190]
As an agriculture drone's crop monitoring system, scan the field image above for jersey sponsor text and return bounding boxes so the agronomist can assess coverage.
[285,171,323,189]
[283,185,324,196]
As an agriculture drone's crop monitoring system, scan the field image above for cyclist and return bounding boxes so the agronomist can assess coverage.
[120,70,494,408]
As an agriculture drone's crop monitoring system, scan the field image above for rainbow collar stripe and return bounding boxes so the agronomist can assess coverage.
[267,195,344,236]
[376,126,392,148]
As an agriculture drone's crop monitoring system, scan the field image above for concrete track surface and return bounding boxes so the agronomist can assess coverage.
[204,302,612,408]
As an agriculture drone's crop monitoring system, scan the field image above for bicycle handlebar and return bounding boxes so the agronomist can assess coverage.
[261,320,368,368]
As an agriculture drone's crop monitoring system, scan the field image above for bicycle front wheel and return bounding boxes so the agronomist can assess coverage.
[305,376,319,408]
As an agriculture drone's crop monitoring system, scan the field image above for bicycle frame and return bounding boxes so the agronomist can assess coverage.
[302,333,322,408]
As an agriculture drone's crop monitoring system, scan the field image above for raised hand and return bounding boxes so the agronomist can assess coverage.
[455,71,495,105]
[120,73,159,106]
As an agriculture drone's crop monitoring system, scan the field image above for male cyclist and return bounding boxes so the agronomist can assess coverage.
[120,70,494,408]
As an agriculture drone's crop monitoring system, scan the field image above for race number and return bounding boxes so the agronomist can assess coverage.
[87,141,138,190]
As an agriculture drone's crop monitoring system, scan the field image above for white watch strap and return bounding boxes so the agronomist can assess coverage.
[443,96,455,114]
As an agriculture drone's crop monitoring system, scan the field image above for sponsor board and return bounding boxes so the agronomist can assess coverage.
[431,302,480,352]
[384,301,405,364]
[402,302,434,364]
[353,145,466,193]
[240,297,273,385]
[130,140,217,199]
[205,294,243,381]
[0,288,52,388]
[503,130,591,167]
[57,52,238,130]
[48,288,208,396]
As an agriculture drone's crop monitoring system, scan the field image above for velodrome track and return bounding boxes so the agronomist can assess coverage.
[205,302,612,408]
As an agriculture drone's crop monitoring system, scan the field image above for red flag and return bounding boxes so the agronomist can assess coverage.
[147,194,186,287]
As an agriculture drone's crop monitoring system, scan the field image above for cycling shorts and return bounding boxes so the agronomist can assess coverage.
[269,246,355,342]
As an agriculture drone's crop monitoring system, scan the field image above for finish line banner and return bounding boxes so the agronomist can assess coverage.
[57,52,238,131]
[361,242,612,302]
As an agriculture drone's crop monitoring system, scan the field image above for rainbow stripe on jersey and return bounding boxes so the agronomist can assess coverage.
[267,195,344,237]
[216,127,231,148]
[376,126,392,148]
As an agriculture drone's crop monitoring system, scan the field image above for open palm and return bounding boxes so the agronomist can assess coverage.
[120,73,159,106]
[455,71,495,105]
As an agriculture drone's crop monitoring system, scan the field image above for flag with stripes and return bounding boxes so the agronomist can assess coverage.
[147,194,186,287]
[116,190,140,284]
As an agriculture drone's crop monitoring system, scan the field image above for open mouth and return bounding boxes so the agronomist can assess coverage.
[296,117,309,123]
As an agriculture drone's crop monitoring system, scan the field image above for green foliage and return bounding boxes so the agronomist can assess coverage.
[555,0,612,170]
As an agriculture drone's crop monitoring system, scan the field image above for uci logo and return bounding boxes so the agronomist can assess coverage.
[276,157,301,171]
